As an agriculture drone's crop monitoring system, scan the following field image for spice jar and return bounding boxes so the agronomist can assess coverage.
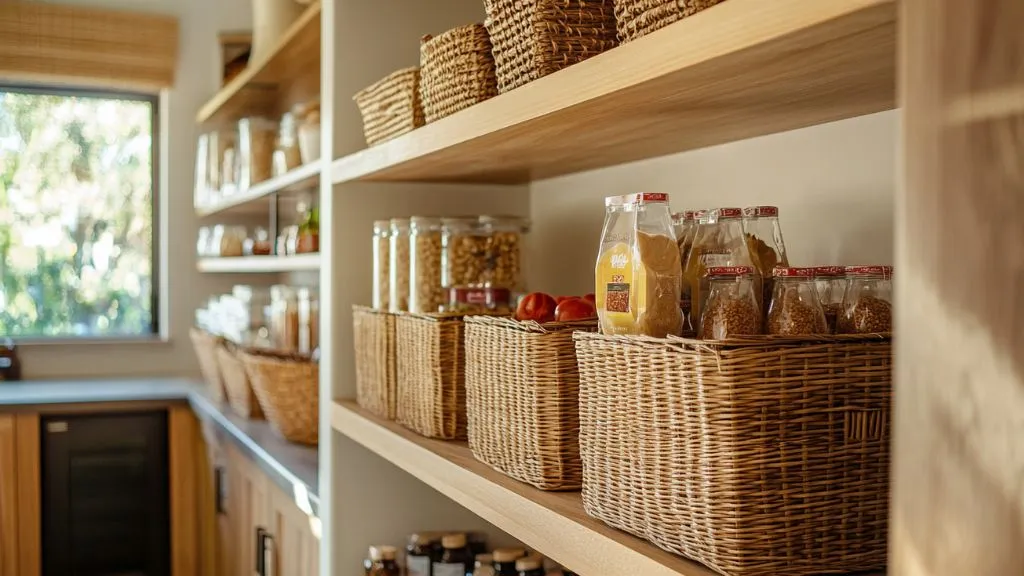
[367,545,401,576]
[406,532,441,576]
[443,216,489,289]
[481,215,529,290]
[814,266,847,333]
[270,285,299,352]
[410,216,444,313]
[237,117,277,190]
[389,218,411,312]
[493,548,526,576]
[767,267,828,335]
[684,208,758,335]
[297,287,319,355]
[372,220,391,310]
[515,556,545,576]
[673,210,697,269]
[700,266,762,340]
[219,226,246,257]
[473,554,496,576]
[743,206,789,324]
[838,265,893,334]
[297,198,319,254]
[244,227,273,256]
[433,533,472,576]
[278,111,302,171]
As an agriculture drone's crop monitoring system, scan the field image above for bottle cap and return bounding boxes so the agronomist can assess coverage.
[717,207,743,219]
[845,265,893,278]
[475,553,494,565]
[606,192,669,206]
[369,545,397,561]
[812,266,846,277]
[492,548,526,562]
[772,266,816,278]
[743,205,779,217]
[409,532,441,545]
[515,556,543,570]
[442,533,467,549]
[705,266,755,277]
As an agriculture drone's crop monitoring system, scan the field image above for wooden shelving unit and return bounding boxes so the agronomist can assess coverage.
[330,0,895,185]
[196,162,320,217]
[197,254,320,273]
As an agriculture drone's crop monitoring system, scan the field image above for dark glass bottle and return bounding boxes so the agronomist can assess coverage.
[515,556,545,576]
[492,548,526,576]
[406,532,441,576]
[0,338,21,381]
[433,533,472,576]
[367,546,401,576]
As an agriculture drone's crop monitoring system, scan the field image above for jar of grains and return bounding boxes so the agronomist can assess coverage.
[372,220,391,310]
[813,266,847,333]
[409,216,444,313]
[767,266,828,335]
[481,215,529,291]
[700,266,762,340]
[389,218,411,312]
[442,216,489,290]
[838,265,893,334]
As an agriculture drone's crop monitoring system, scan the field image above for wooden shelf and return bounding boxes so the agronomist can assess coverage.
[197,254,320,273]
[331,0,895,185]
[196,1,321,124]
[946,85,1024,125]
[331,401,718,576]
[196,162,320,217]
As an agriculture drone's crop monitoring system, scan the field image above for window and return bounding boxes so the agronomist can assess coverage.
[0,85,158,339]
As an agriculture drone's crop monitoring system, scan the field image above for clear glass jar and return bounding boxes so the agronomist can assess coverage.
[700,266,762,340]
[220,226,247,257]
[197,226,212,257]
[278,111,302,171]
[237,117,277,190]
[684,208,758,335]
[813,266,847,333]
[473,554,496,576]
[372,220,391,310]
[482,215,529,291]
[744,205,789,322]
[244,227,272,256]
[767,267,828,335]
[389,218,411,312]
[410,216,444,313]
[297,287,319,355]
[442,216,489,289]
[838,265,893,334]
[270,285,300,352]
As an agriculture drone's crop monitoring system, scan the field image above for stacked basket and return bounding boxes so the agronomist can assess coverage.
[241,350,319,445]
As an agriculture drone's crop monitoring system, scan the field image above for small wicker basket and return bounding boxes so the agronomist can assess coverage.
[353,67,425,146]
[189,327,226,403]
[395,312,468,440]
[484,0,617,93]
[420,24,498,123]
[353,306,397,420]
[573,332,891,576]
[613,0,725,43]
[216,343,264,419]
[465,315,596,490]
[241,350,319,445]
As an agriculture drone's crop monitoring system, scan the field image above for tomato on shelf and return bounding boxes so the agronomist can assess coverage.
[515,292,557,323]
[555,297,597,322]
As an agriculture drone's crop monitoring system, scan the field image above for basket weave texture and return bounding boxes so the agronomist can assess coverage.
[190,327,226,403]
[573,332,891,576]
[353,67,425,146]
[484,0,618,93]
[465,315,596,490]
[241,351,319,445]
[613,0,724,42]
[216,344,264,419]
[420,24,498,123]
[396,313,467,439]
[353,306,397,420]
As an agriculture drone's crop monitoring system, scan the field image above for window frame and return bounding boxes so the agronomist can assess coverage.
[0,82,161,341]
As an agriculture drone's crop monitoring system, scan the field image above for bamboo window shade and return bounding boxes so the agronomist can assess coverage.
[0,2,179,90]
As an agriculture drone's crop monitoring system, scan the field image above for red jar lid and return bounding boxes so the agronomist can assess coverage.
[706,265,755,277]
[717,207,743,219]
[813,265,846,277]
[607,192,669,206]
[743,206,779,218]
[773,266,816,278]
[845,265,893,278]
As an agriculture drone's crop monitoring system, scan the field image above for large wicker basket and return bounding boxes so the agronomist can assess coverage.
[216,344,264,419]
[241,351,319,445]
[465,315,596,490]
[420,24,498,123]
[353,67,425,146]
[573,332,891,576]
[613,0,724,43]
[395,312,467,440]
[190,327,226,403]
[484,0,617,93]
[353,306,397,420]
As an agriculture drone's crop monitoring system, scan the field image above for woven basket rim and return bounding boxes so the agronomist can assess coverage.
[421,22,488,47]
[353,304,394,316]
[397,310,512,323]
[352,66,420,103]
[465,314,597,334]
[238,349,318,368]
[574,331,892,347]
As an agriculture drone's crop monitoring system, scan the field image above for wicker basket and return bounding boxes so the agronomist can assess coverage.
[484,0,617,93]
[189,327,226,403]
[353,306,397,420]
[613,0,724,43]
[420,24,498,123]
[353,67,425,146]
[395,312,467,440]
[465,316,596,490]
[573,332,891,576]
[241,350,319,445]
[216,344,264,419]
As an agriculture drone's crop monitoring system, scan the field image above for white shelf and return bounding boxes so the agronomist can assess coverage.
[196,254,320,273]
[195,162,320,217]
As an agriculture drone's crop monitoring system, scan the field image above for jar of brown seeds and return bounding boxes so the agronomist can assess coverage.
[700,266,762,340]
[767,267,828,335]
[838,265,893,334]
[481,215,529,291]
[442,217,489,290]
[813,265,846,333]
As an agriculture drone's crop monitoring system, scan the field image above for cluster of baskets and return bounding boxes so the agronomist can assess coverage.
[190,327,319,445]
[353,0,726,146]
[352,305,892,576]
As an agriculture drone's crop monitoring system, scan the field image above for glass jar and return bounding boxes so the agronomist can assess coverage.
[473,554,496,576]
[389,218,411,312]
[297,196,319,254]
[367,545,401,576]
[700,266,762,340]
[767,267,828,335]
[481,215,529,291]
[197,226,212,257]
[406,532,441,576]
[674,209,697,270]
[838,265,893,334]
[220,226,247,257]
[684,208,758,335]
[270,285,299,352]
[443,216,489,289]
[492,549,526,576]
[515,556,545,576]
[445,286,512,314]
[232,285,272,348]
[744,205,789,322]
[814,266,847,333]
[372,220,391,310]
[433,533,472,576]
[410,216,444,313]
[237,117,277,190]
[297,287,319,355]
[278,111,302,171]
[244,227,273,256]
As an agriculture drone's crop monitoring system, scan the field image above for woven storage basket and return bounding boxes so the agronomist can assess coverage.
[484,0,617,93]
[465,315,596,490]
[189,327,226,403]
[613,0,724,43]
[395,312,468,440]
[420,24,498,123]
[353,67,425,146]
[352,306,397,420]
[216,344,264,419]
[573,332,891,576]
[241,350,319,445]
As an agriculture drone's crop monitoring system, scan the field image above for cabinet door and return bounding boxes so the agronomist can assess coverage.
[227,444,269,576]
[0,415,15,576]
[265,482,320,576]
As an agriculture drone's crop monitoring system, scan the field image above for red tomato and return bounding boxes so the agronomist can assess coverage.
[555,297,597,322]
[516,292,557,323]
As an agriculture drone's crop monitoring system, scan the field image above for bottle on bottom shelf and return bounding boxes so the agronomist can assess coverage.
[365,545,401,576]
[434,533,473,576]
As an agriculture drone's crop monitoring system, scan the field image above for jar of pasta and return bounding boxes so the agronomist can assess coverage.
[372,220,391,310]
[838,266,893,334]
[409,216,444,313]
[389,218,411,312]
[700,266,762,340]
[481,215,529,291]
[442,216,488,290]
[767,267,828,335]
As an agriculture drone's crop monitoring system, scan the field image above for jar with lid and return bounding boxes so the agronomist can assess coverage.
[219,226,247,257]
[244,227,273,256]
[366,545,401,576]
[684,208,758,335]
[473,554,496,576]
[278,225,299,256]
[433,533,472,576]
[297,196,319,254]
[673,209,697,269]
[372,220,391,310]
[442,216,489,289]
[297,287,319,355]
[389,218,411,312]
[406,532,441,576]
[813,266,847,333]
[410,216,445,313]
[838,265,893,334]
[481,215,529,291]
[270,285,299,352]
[767,267,828,335]
[515,556,545,576]
[492,548,526,576]
[197,226,212,257]
[278,111,302,171]
[237,117,277,190]
[232,285,272,348]
[700,266,762,340]
[743,205,789,322]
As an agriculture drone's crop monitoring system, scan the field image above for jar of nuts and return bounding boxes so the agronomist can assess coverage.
[481,215,529,291]
[409,216,444,314]
[442,216,489,290]
[813,266,847,333]
[767,266,828,335]
[388,218,410,312]
[372,220,390,310]
[700,266,762,340]
[838,265,893,334]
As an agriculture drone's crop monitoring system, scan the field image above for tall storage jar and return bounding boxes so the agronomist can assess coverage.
[373,220,391,310]
[409,216,444,314]
[481,215,528,292]
[389,218,411,312]
[270,285,299,352]
[442,216,490,312]
[838,265,893,334]
[683,207,758,335]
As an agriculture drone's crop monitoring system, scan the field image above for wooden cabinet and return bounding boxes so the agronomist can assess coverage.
[0,413,40,576]
[266,483,320,576]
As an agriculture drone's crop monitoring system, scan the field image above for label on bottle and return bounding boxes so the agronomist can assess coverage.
[407,556,431,576]
[433,562,466,576]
